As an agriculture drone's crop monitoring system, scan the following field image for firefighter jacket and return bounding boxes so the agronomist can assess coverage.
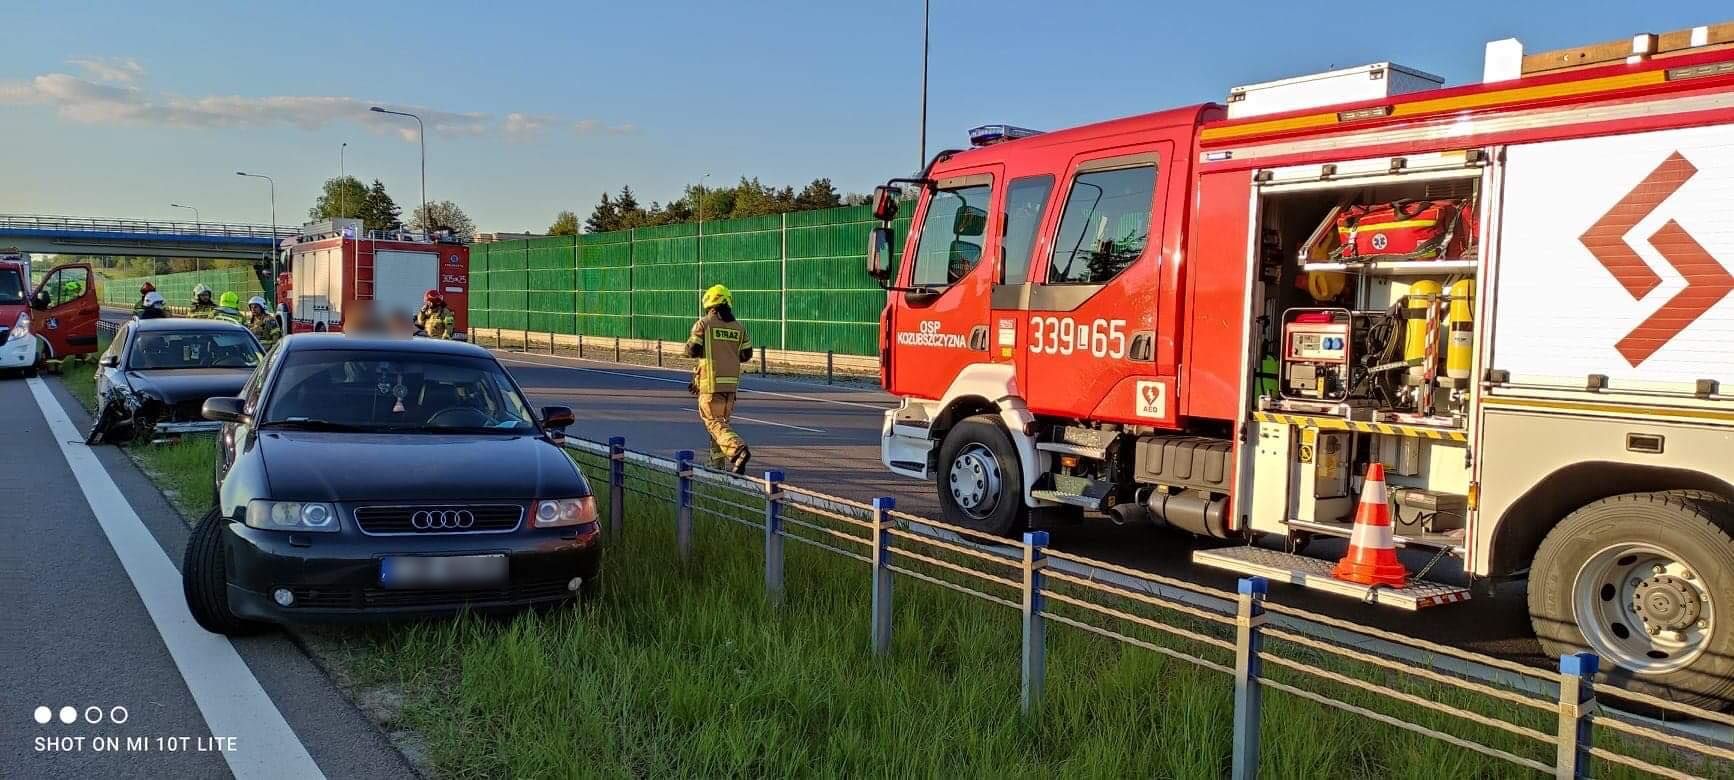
[417,305,455,339]
[188,302,217,319]
[686,312,751,394]
[247,313,281,344]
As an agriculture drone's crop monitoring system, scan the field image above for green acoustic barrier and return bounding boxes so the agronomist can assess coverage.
[527,269,576,291]
[465,205,911,356]
[578,314,630,338]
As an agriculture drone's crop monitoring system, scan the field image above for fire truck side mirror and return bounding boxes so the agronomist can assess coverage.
[866,227,894,282]
[871,186,900,222]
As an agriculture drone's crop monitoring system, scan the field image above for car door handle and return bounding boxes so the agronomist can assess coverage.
[968,326,989,352]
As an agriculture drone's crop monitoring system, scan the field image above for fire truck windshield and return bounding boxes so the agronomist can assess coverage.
[0,270,23,305]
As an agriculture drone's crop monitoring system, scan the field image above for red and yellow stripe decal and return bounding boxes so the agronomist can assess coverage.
[1201,70,1670,143]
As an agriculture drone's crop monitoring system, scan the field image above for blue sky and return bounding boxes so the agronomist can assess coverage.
[1,1,1725,232]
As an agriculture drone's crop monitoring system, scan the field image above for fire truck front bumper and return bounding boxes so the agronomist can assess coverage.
[882,407,935,479]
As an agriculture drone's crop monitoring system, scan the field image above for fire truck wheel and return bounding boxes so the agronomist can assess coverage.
[1529,491,1734,710]
[935,415,1027,537]
[182,508,264,637]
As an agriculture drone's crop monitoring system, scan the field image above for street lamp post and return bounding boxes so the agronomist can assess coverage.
[339,142,349,218]
[920,0,930,169]
[235,172,278,278]
[169,203,200,228]
[696,172,711,288]
[369,107,426,232]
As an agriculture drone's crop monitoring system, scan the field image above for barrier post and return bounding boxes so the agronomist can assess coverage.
[578,333,584,358]
[607,436,626,538]
[827,350,834,385]
[870,497,895,655]
[657,340,664,367]
[1231,576,1268,780]
[763,470,785,605]
[614,336,621,362]
[674,450,694,561]
[760,350,768,376]
[1556,653,1599,779]
[1020,531,1049,715]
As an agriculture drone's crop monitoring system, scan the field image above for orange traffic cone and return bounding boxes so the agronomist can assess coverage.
[1332,463,1408,587]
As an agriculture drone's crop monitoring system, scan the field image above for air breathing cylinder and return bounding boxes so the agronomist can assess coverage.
[1445,279,1475,383]
[1403,280,1443,384]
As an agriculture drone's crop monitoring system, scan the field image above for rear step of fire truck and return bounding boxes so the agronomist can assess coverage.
[1192,547,1471,609]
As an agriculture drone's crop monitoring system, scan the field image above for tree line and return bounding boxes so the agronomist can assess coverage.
[549,177,867,235]
[307,176,476,240]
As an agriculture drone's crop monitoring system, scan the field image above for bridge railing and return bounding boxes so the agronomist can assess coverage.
[0,213,296,240]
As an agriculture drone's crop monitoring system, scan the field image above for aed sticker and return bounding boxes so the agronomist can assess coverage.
[1133,380,1167,420]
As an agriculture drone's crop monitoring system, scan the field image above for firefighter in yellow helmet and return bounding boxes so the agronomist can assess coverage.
[214,291,246,325]
[686,284,753,473]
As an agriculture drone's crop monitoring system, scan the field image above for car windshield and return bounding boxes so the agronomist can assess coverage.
[0,270,24,306]
[260,349,537,434]
[128,331,262,370]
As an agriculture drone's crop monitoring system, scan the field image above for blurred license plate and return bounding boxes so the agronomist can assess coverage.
[379,555,507,589]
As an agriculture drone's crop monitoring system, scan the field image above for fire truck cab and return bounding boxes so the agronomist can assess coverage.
[871,23,1734,707]
[285,219,470,338]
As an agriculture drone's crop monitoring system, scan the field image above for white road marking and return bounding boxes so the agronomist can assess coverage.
[495,352,894,411]
[679,407,827,433]
[26,377,325,780]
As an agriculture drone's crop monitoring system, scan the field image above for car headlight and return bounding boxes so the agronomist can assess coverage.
[9,313,28,340]
[246,500,339,532]
[534,496,597,528]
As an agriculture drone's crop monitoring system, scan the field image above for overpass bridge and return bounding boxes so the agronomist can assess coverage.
[0,214,297,261]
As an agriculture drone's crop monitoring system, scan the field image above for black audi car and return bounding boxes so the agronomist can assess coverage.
[89,318,263,444]
[181,333,599,634]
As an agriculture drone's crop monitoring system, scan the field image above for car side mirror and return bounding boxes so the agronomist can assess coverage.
[866,226,894,282]
[541,405,575,431]
[30,292,49,310]
[99,355,120,368]
[202,396,249,424]
[952,205,987,237]
[871,186,900,222]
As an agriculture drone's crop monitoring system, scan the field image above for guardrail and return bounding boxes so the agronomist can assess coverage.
[0,213,295,239]
[563,434,1733,779]
[473,328,880,384]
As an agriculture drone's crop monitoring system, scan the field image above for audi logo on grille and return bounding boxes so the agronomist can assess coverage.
[411,510,475,530]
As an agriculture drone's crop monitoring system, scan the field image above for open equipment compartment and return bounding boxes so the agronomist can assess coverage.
[1242,152,1487,549]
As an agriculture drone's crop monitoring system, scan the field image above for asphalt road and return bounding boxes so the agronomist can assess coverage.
[493,348,1550,667]
[0,373,415,779]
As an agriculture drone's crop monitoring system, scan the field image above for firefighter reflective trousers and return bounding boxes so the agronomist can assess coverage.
[697,392,744,467]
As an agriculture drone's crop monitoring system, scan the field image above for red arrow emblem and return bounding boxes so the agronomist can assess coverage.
[1580,152,1733,367]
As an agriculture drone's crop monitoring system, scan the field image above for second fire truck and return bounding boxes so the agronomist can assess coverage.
[869,23,1734,707]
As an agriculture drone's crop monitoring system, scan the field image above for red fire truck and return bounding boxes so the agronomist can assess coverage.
[284,219,470,337]
[868,23,1734,706]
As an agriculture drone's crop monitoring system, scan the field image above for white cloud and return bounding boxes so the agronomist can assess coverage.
[573,118,638,136]
[0,67,631,142]
[503,112,554,139]
[68,57,145,83]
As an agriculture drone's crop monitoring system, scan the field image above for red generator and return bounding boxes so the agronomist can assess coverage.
[285,219,470,338]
